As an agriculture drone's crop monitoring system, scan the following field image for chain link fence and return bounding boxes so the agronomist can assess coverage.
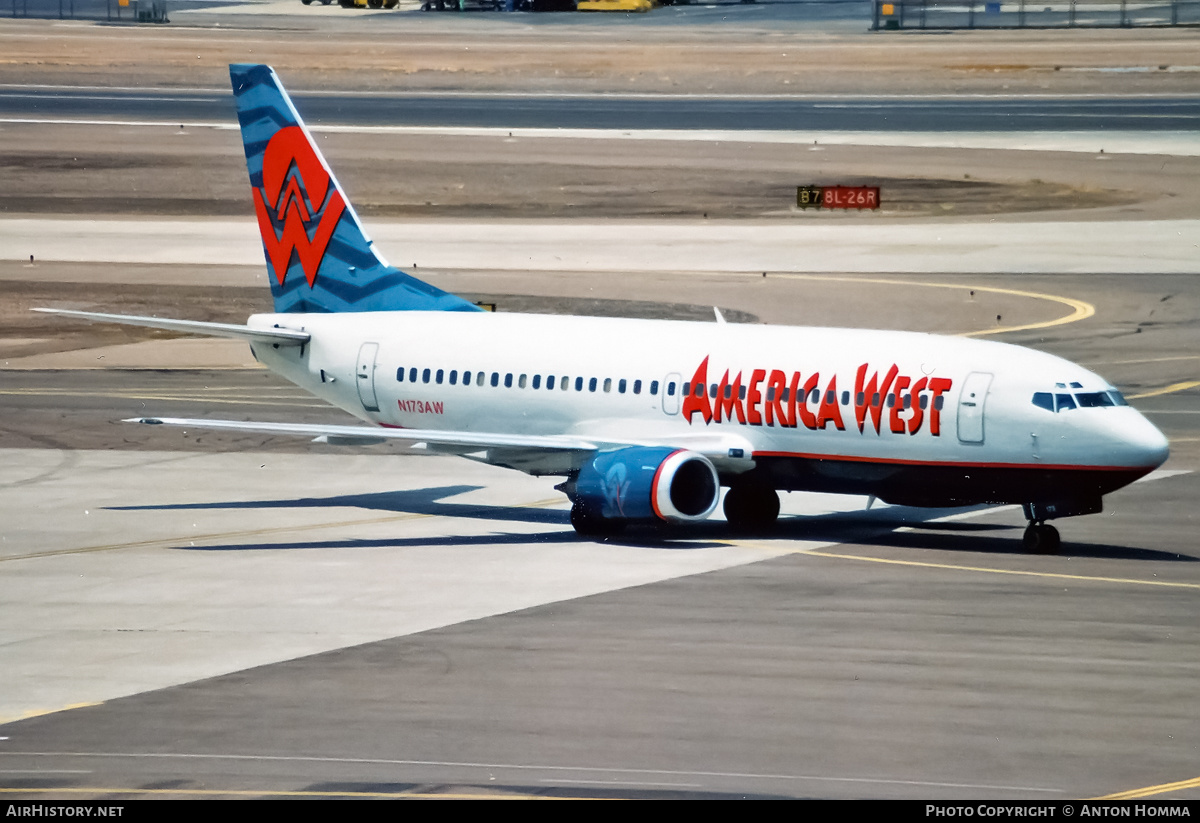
[6,0,167,20]
[873,0,1200,27]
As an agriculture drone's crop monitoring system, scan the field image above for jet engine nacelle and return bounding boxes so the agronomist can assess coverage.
[573,446,720,527]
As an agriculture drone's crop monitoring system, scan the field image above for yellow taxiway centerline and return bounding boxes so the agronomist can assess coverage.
[799,548,1200,590]
[770,273,1095,337]
[1126,381,1200,400]
[1093,774,1200,800]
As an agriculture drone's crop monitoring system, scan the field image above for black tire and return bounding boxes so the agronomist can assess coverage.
[723,483,780,534]
[368,0,383,7]
[301,0,313,5]
[1023,524,1061,555]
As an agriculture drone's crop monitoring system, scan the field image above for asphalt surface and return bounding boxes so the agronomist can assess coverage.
[1,10,1199,804]
[5,86,1200,131]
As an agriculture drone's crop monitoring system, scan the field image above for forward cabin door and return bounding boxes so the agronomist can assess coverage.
[356,342,380,413]
[957,371,992,443]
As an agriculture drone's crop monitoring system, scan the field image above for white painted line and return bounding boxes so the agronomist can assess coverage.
[0,750,1064,793]
[1,117,1196,155]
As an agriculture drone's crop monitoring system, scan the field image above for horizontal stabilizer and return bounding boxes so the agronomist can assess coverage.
[34,309,310,346]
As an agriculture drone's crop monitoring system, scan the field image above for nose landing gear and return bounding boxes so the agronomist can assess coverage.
[1023,521,1061,555]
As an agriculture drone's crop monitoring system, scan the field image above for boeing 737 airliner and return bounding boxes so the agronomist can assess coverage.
[38,64,1170,554]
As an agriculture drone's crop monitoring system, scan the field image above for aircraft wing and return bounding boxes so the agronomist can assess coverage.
[34,309,310,346]
[125,417,756,475]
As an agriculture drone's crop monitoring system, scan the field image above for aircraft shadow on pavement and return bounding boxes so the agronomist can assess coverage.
[107,484,568,525]
[105,486,1191,560]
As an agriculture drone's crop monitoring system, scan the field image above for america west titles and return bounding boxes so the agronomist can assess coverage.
[681,355,954,436]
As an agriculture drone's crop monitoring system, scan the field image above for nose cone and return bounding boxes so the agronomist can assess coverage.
[1122,410,1170,470]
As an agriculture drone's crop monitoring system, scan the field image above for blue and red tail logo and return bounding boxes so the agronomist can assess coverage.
[231,63,481,314]
[253,126,346,289]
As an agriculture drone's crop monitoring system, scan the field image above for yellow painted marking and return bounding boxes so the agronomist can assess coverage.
[800,549,1200,590]
[769,273,1095,337]
[0,787,574,799]
[0,703,104,725]
[1126,381,1200,400]
[1093,775,1200,800]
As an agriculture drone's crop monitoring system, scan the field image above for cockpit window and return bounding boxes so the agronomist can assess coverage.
[1076,391,1115,408]
[1035,389,1128,412]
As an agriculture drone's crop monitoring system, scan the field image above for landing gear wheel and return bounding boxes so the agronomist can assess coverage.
[1023,523,1061,555]
[723,484,780,534]
[570,501,624,539]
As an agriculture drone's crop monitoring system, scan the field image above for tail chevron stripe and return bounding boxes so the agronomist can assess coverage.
[229,64,480,314]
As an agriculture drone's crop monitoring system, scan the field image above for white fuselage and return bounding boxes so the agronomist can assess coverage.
[247,310,1168,503]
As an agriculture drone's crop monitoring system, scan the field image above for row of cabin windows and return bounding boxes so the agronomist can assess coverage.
[398,367,659,396]
[396,367,944,410]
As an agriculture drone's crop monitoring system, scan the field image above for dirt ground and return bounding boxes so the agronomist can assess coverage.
[1,17,1196,356]
[1,17,1198,95]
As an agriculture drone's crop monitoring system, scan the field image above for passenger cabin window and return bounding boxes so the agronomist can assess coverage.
[409,368,418,383]
[491,372,499,387]
[436,369,444,385]
[397,368,405,382]
[618,379,626,394]
[603,378,612,393]
[650,381,659,396]
[505,373,513,388]
[519,374,527,389]
[449,370,458,385]
[633,379,642,394]
[477,372,485,387]
[422,368,431,384]
[532,375,541,390]
[575,377,584,392]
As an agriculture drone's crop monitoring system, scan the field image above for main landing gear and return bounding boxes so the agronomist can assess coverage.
[1023,521,1061,555]
[723,483,780,534]
[569,500,624,539]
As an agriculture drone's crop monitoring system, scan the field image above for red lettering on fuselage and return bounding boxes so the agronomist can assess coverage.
[682,356,713,424]
[714,370,747,424]
[683,357,953,437]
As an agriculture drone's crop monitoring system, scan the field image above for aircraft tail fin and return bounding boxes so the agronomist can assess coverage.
[229,64,480,314]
